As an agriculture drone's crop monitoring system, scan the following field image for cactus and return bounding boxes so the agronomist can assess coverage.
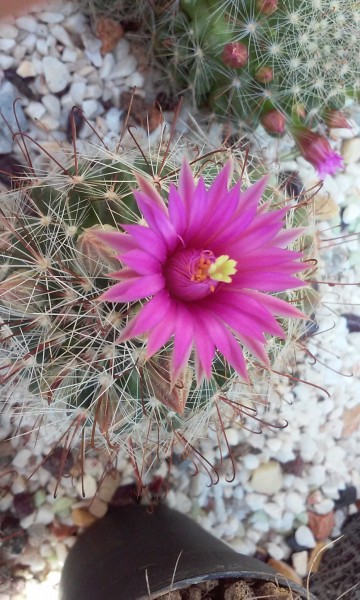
[153,0,358,171]
[0,114,313,483]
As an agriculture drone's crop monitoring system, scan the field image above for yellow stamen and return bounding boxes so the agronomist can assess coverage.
[208,255,237,283]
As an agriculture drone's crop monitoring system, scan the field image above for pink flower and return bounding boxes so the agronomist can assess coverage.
[94,161,305,390]
[292,126,344,177]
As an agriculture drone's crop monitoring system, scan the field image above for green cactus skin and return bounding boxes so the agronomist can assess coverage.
[155,0,359,134]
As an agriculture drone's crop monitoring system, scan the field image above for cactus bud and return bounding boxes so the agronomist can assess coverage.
[256,0,278,15]
[261,109,286,134]
[323,110,351,129]
[291,125,344,177]
[255,66,274,83]
[76,226,120,277]
[222,42,248,69]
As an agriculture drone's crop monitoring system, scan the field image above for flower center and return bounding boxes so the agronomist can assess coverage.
[164,249,237,301]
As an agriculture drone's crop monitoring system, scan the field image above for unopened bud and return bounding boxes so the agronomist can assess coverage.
[261,109,286,134]
[77,226,120,277]
[255,66,273,83]
[222,42,248,69]
[293,104,306,119]
[256,0,278,15]
[324,109,351,129]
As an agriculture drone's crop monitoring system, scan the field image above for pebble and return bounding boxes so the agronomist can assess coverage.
[51,24,74,48]
[342,137,360,163]
[41,93,61,118]
[312,498,334,515]
[39,11,64,24]
[82,99,101,119]
[35,504,57,526]
[71,507,97,528]
[0,39,16,52]
[12,448,32,469]
[15,15,38,33]
[25,101,46,120]
[249,461,283,495]
[292,551,308,578]
[42,56,70,93]
[0,24,18,38]
[69,80,86,104]
[75,474,97,499]
[295,525,316,549]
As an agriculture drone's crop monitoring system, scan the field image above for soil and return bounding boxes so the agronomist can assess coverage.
[154,579,302,599]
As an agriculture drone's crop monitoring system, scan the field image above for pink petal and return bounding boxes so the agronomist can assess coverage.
[168,184,187,237]
[233,271,305,292]
[171,304,194,385]
[122,224,167,261]
[90,229,136,253]
[192,310,215,379]
[178,160,196,211]
[203,312,249,381]
[119,248,162,275]
[146,301,177,357]
[119,292,172,341]
[100,273,164,303]
[207,159,233,212]
[134,190,178,251]
[236,176,269,214]
[244,290,307,319]
[134,172,168,213]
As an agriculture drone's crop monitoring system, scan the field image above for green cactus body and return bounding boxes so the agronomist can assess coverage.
[0,138,312,479]
[156,0,359,133]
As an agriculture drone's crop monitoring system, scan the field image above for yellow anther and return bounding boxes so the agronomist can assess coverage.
[208,255,237,283]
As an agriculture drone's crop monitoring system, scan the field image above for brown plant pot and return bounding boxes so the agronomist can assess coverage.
[60,504,316,600]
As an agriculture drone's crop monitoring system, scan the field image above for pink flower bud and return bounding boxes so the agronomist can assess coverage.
[261,109,286,134]
[255,66,273,83]
[291,125,344,177]
[256,0,278,15]
[324,110,351,129]
[222,42,248,69]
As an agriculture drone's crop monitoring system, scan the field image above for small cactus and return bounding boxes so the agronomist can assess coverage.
[0,115,313,483]
[153,0,359,172]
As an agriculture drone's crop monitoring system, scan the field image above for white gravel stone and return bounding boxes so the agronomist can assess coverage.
[0,39,16,51]
[43,56,70,93]
[16,60,37,78]
[0,54,15,69]
[292,551,309,578]
[51,24,73,47]
[0,23,18,38]
[267,542,286,561]
[69,81,86,104]
[12,447,32,469]
[82,99,101,119]
[16,15,38,33]
[62,47,78,62]
[242,454,260,470]
[109,55,137,79]
[99,53,115,79]
[249,461,283,495]
[313,498,335,515]
[25,101,46,120]
[342,137,360,163]
[35,504,57,525]
[39,11,64,23]
[75,474,97,498]
[22,33,37,52]
[295,525,316,549]
[284,492,305,514]
[42,94,61,118]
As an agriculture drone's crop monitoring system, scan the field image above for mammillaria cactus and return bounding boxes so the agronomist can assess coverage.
[154,0,358,174]
[0,117,312,483]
